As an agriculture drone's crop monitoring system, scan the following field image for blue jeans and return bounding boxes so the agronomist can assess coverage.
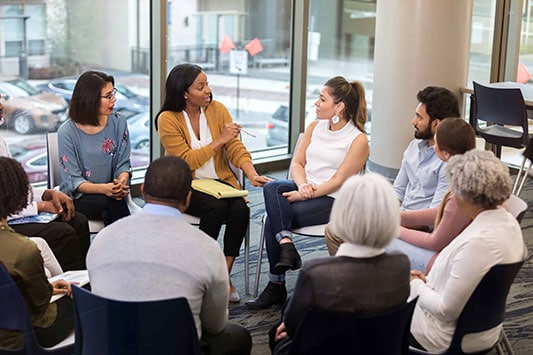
[386,238,435,273]
[263,180,334,282]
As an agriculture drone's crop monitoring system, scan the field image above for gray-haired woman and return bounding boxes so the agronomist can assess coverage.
[409,149,527,353]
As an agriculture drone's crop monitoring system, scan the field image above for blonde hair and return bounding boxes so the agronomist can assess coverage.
[329,173,400,248]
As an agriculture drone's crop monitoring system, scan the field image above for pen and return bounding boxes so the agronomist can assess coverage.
[240,128,256,138]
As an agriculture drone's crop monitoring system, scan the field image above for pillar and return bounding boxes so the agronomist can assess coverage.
[368,0,473,178]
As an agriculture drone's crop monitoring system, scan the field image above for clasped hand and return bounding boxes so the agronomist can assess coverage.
[104,179,129,200]
[283,182,316,202]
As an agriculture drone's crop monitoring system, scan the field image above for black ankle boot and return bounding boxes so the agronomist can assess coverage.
[245,282,287,310]
[274,243,302,274]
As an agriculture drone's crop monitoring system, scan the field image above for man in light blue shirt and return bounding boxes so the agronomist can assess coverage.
[393,86,460,210]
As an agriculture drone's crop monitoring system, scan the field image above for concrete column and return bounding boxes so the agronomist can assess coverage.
[368,0,473,178]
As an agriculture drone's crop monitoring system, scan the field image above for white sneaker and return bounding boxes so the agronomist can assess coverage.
[229,287,240,303]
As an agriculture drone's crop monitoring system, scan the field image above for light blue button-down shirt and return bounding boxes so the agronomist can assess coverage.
[393,139,448,210]
[141,203,183,218]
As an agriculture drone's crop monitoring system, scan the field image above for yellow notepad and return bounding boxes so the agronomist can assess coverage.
[192,179,248,199]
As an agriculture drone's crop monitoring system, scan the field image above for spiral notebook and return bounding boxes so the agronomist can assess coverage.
[191,179,248,199]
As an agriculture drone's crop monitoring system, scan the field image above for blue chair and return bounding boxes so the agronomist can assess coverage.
[285,298,418,355]
[0,263,74,355]
[409,261,525,355]
[71,285,201,355]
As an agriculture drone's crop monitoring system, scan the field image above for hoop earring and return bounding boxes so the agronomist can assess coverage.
[332,114,340,124]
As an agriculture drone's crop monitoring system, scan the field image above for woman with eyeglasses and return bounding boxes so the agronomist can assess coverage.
[57,70,131,226]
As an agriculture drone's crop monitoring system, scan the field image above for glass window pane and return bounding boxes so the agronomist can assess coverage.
[306,0,375,136]
[468,0,496,85]
[166,0,292,156]
[0,1,150,185]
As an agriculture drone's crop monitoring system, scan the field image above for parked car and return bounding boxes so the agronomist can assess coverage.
[38,78,149,111]
[9,138,150,183]
[0,78,68,135]
[127,110,150,152]
[265,105,315,147]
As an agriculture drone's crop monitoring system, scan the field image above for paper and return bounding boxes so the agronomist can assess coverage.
[8,212,59,225]
[49,270,89,303]
[192,179,248,199]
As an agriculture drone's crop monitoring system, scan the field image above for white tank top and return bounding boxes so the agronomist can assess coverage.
[305,119,363,198]
[183,109,218,180]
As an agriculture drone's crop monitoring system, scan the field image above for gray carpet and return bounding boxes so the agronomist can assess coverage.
[227,171,533,355]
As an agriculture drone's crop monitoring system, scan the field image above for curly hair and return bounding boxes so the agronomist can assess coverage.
[446,150,512,209]
[0,157,31,219]
[416,86,460,123]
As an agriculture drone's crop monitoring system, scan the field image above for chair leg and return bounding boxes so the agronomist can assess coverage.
[253,214,267,297]
[501,329,515,355]
[515,160,532,197]
[244,226,250,296]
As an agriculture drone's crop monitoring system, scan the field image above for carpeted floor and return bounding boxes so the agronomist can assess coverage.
[227,171,533,355]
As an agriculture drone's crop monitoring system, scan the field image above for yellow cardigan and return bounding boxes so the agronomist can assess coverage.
[157,100,252,189]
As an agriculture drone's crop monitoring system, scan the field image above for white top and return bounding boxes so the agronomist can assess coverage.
[305,119,363,198]
[183,108,218,179]
[409,208,527,353]
[87,206,229,338]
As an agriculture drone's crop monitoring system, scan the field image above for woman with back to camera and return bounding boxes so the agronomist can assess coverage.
[409,149,527,353]
[156,63,271,303]
[326,117,476,273]
[246,76,370,309]
[58,70,131,226]
[270,173,410,354]
[0,157,73,350]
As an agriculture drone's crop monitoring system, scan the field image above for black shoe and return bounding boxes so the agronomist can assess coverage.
[245,282,287,310]
[274,243,302,274]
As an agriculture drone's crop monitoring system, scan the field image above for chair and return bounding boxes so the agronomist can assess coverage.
[506,194,528,224]
[46,132,142,233]
[288,298,418,355]
[0,263,74,355]
[71,285,201,355]
[253,133,328,297]
[470,81,529,158]
[183,158,251,296]
[512,138,533,197]
[409,261,525,355]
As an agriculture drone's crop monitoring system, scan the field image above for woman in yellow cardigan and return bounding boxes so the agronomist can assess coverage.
[156,63,271,303]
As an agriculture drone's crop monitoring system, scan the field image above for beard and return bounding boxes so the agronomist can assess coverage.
[414,125,433,139]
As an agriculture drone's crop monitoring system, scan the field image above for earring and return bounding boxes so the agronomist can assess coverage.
[184,95,188,99]
[332,114,340,124]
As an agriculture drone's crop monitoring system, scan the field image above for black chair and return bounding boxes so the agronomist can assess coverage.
[470,81,529,158]
[287,298,418,355]
[409,261,525,355]
[71,285,201,355]
[0,263,74,355]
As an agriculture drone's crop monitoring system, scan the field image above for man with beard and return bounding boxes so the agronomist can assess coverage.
[393,86,460,210]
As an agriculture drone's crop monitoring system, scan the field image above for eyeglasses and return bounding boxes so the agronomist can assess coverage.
[100,88,117,100]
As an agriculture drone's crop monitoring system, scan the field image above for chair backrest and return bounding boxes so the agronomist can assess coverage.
[46,132,61,189]
[507,194,528,223]
[0,263,74,355]
[290,298,417,355]
[71,285,201,355]
[448,261,524,354]
[472,81,528,128]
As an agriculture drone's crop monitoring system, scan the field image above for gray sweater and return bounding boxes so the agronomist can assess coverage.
[87,209,229,337]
